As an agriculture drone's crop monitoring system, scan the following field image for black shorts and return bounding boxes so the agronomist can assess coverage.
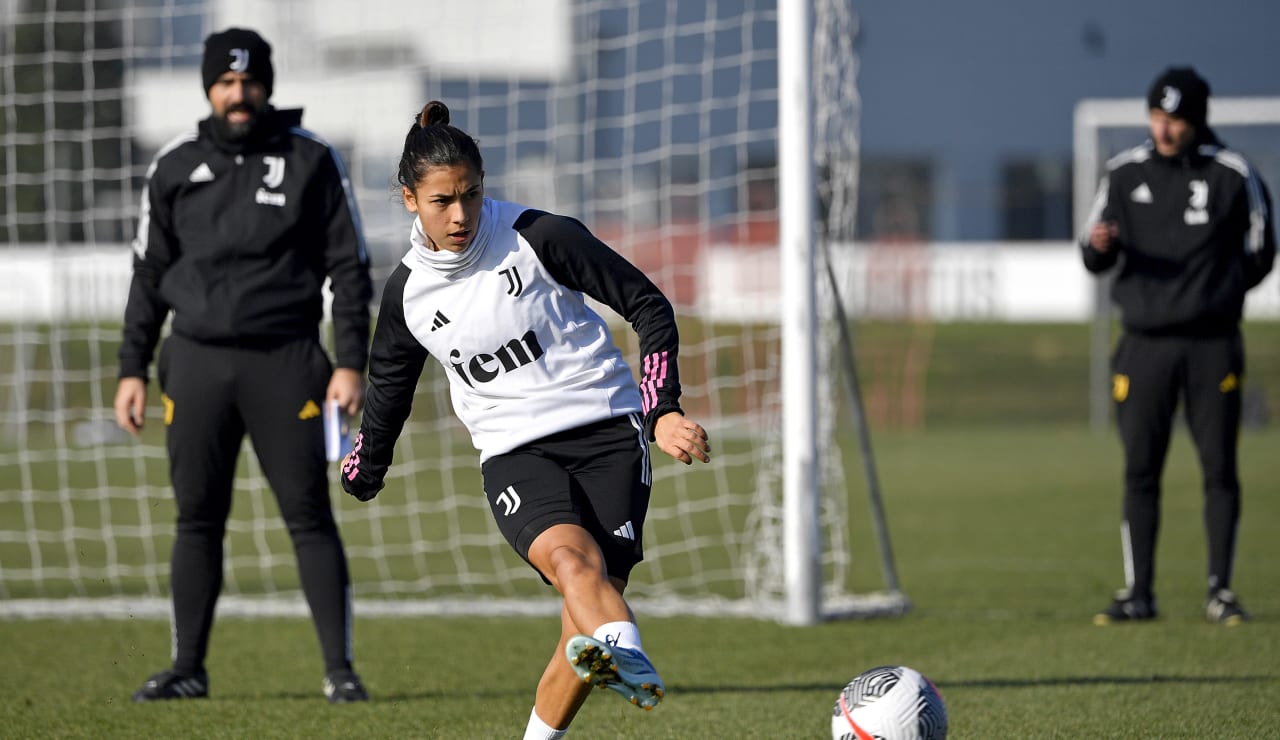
[481,413,652,583]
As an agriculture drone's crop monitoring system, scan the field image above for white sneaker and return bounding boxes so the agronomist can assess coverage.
[565,634,665,710]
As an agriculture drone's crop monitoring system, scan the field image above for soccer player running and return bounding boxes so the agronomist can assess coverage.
[340,100,710,738]
[1082,67,1275,626]
[113,28,373,701]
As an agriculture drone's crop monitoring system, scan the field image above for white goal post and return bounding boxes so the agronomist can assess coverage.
[1073,96,1280,432]
[0,0,907,624]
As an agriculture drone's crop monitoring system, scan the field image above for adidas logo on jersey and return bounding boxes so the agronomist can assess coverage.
[431,311,450,331]
[1130,183,1153,203]
[298,400,322,420]
[612,520,636,540]
[189,163,215,182]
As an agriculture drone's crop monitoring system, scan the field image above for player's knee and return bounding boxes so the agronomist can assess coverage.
[1202,476,1241,498]
[283,513,338,539]
[545,543,606,589]
[174,519,225,539]
[1123,470,1161,494]
[174,505,230,534]
[279,499,337,534]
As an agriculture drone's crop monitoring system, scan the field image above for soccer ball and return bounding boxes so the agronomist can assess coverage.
[831,665,948,740]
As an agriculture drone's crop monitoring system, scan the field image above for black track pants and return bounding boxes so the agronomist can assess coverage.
[157,334,354,676]
[1111,330,1243,599]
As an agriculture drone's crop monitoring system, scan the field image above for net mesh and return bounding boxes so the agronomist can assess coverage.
[0,0,903,619]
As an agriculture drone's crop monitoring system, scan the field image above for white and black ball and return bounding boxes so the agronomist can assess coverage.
[831,665,947,740]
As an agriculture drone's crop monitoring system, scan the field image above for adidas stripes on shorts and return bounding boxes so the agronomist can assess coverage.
[480,413,652,583]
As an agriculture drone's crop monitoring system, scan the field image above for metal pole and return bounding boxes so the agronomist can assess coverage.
[821,250,901,594]
[778,0,819,626]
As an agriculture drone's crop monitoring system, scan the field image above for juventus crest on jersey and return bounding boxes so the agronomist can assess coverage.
[362,197,683,465]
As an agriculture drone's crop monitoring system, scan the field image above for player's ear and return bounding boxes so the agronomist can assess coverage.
[402,186,419,213]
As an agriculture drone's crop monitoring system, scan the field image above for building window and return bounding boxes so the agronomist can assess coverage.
[857,159,933,242]
[1001,158,1072,240]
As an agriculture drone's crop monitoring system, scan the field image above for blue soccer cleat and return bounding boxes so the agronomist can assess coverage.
[566,634,665,710]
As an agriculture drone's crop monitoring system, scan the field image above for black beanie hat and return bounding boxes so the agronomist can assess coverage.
[202,28,274,97]
[1146,66,1210,127]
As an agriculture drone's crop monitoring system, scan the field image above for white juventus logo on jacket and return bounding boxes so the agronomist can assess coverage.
[495,485,521,516]
[1185,179,1209,225]
[255,188,286,207]
[262,156,285,188]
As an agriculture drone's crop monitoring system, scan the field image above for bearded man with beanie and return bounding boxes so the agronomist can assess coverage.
[115,27,373,701]
[1082,66,1275,626]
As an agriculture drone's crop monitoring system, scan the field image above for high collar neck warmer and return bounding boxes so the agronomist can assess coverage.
[408,197,496,277]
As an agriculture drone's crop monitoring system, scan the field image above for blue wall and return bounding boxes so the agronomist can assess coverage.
[855,0,1280,239]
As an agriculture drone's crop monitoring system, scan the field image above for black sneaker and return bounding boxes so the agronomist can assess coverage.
[323,670,369,703]
[1205,589,1249,626]
[132,669,209,702]
[1093,589,1157,625]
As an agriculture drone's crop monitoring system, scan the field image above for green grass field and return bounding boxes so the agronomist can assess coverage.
[3,424,1279,738]
[3,321,1279,736]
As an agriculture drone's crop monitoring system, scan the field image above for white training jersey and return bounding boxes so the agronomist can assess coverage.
[343,198,683,495]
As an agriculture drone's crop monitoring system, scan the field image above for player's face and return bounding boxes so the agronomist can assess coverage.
[208,71,267,140]
[403,163,485,253]
[1149,109,1195,158]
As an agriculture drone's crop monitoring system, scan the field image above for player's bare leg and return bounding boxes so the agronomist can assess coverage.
[527,604,594,732]
[525,523,663,726]
[529,524,633,628]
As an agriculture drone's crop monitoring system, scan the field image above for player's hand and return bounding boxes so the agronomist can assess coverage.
[327,368,365,416]
[654,412,710,465]
[339,434,381,502]
[1089,221,1119,253]
[113,377,148,436]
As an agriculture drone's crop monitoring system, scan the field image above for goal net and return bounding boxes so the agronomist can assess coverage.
[0,0,905,621]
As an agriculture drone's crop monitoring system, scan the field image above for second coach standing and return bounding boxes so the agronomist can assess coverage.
[1082,67,1275,626]
[113,28,374,701]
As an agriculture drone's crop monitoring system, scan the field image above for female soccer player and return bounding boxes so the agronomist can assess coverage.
[340,100,710,739]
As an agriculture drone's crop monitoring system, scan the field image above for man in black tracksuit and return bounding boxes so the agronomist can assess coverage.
[112,29,373,701]
[1082,67,1275,626]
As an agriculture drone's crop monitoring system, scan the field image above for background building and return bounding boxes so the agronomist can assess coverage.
[114,0,1280,247]
[855,0,1280,242]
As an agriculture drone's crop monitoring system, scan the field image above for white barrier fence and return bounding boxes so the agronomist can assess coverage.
[701,241,1280,323]
[3,241,1278,323]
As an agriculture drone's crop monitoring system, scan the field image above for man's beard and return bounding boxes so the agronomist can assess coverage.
[212,106,258,142]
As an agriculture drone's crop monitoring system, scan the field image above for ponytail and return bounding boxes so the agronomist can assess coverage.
[397,100,484,190]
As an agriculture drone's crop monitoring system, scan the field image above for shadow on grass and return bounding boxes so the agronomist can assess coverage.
[662,673,1276,696]
[212,687,533,702]
[939,674,1276,690]
[213,673,1276,703]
